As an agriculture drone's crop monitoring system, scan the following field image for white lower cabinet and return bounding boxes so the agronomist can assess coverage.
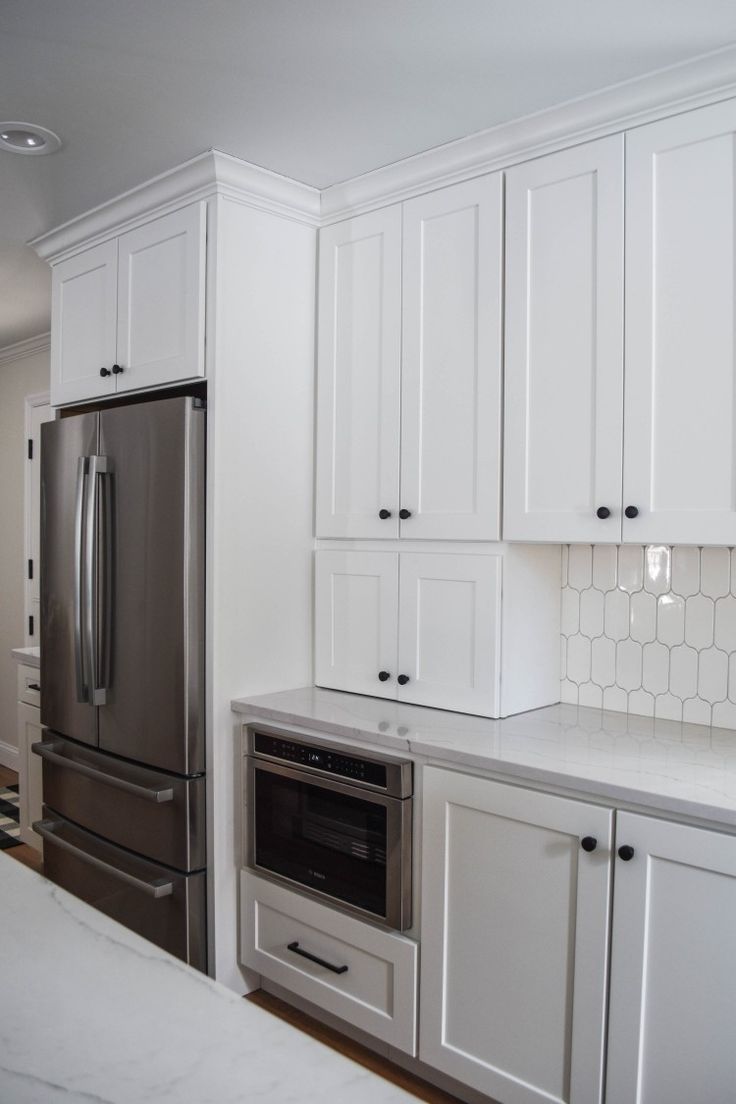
[241,872,418,1055]
[420,767,613,1104]
[606,812,736,1104]
[16,664,43,852]
[314,545,560,718]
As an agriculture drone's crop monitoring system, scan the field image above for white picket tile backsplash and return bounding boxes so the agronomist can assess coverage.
[561,546,736,724]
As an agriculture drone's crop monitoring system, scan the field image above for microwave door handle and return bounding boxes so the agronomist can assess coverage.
[85,456,110,706]
[74,457,89,703]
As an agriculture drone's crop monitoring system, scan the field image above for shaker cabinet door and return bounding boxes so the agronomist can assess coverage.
[315,208,402,538]
[397,553,500,716]
[624,99,736,545]
[50,240,118,406]
[314,551,399,698]
[401,176,503,539]
[116,202,206,393]
[420,769,613,1104]
[503,136,624,542]
[606,812,736,1104]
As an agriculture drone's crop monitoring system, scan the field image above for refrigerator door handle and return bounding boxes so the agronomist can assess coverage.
[74,457,89,703]
[33,819,174,898]
[31,740,175,803]
[85,455,111,706]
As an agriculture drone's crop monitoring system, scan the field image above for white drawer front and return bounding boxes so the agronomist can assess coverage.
[17,665,41,709]
[241,872,417,1055]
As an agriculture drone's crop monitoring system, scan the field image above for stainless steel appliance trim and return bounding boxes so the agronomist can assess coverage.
[73,457,87,703]
[33,818,174,898]
[32,740,174,803]
[84,455,109,707]
[248,724,414,799]
[247,756,413,930]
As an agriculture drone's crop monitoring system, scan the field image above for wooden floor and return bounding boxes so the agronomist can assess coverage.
[247,990,463,1104]
[0,766,44,874]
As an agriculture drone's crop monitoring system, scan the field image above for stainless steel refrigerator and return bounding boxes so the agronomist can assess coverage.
[34,395,207,971]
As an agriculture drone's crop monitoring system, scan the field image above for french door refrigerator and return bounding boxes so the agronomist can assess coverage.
[35,395,207,971]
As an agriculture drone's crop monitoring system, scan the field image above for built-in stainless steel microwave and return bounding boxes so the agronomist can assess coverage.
[246,726,413,930]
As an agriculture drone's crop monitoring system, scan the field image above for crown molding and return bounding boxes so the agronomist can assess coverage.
[321,43,736,221]
[0,332,50,367]
[30,150,321,262]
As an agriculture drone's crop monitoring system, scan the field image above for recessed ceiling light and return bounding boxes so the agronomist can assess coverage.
[0,122,62,155]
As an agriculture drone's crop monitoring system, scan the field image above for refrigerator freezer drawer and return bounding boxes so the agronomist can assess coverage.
[35,734,206,872]
[37,807,207,972]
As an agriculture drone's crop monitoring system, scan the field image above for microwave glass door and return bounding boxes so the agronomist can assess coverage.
[253,765,388,919]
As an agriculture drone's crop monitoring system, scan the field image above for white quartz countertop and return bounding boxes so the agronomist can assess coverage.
[0,855,416,1104]
[11,645,40,669]
[232,687,736,828]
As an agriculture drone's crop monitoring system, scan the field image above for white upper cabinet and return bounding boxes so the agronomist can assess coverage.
[50,203,206,405]
[623,99,736,545]
[315,176,503,541]
[314,549,399,698]
[116,203,206,393]
[504,136,624,543]
[396,552,500,714]
[50,240,119,405]
[315,207,402,538]
[401,176,503,539]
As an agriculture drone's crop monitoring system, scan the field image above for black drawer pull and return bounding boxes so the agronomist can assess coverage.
[287,941,348,975]
[27,682,41,692]
[581,836,597,852]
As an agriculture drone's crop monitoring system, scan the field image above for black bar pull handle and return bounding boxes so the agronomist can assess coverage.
[287,941,348,975]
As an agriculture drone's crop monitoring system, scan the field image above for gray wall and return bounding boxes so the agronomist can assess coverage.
[0,344,50,764]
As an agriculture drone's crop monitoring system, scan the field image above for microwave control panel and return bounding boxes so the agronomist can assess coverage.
[253,731,388,789]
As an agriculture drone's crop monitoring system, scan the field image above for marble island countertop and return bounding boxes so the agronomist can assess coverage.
[232,687,736,828]
[0,855,416,1104]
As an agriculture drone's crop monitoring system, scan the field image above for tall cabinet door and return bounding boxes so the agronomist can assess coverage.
[116,202,206,393]
[50,240,118,406]
[606,812,736,1104]
[401,176,503,539]
[315,207,402,538]
[314,551,398,698]
[397,553,499,716]
[420,769,613,1104]
[624,100,736,545]
[504,136,624,542]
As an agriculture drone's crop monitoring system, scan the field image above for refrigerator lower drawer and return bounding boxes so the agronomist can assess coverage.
[34,733,205,871]
[37,807,207,973]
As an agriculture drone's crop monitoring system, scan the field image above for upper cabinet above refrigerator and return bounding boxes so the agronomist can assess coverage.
[50,202,206,407]
[315,175,503,541]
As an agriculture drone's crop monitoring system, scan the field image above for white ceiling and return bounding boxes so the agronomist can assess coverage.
[2,0,736,349]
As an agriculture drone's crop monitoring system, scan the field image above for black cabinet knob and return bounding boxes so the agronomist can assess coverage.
[378,671,391,682]
[378,509,392,520]
[397,674,410,685]
[596,507,610,520]
[112,363,124,375]
[399,509,412,520]
[624,506,639,519]
[99,367,112,377]
[618,844,635,862]
[581,836,597,852]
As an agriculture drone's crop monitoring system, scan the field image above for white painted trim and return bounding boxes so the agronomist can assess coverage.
[0,333,50,367]
[321,44,736,221]
[24,391,51,647]
[30,150,321,262]
[0,740,20,771]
